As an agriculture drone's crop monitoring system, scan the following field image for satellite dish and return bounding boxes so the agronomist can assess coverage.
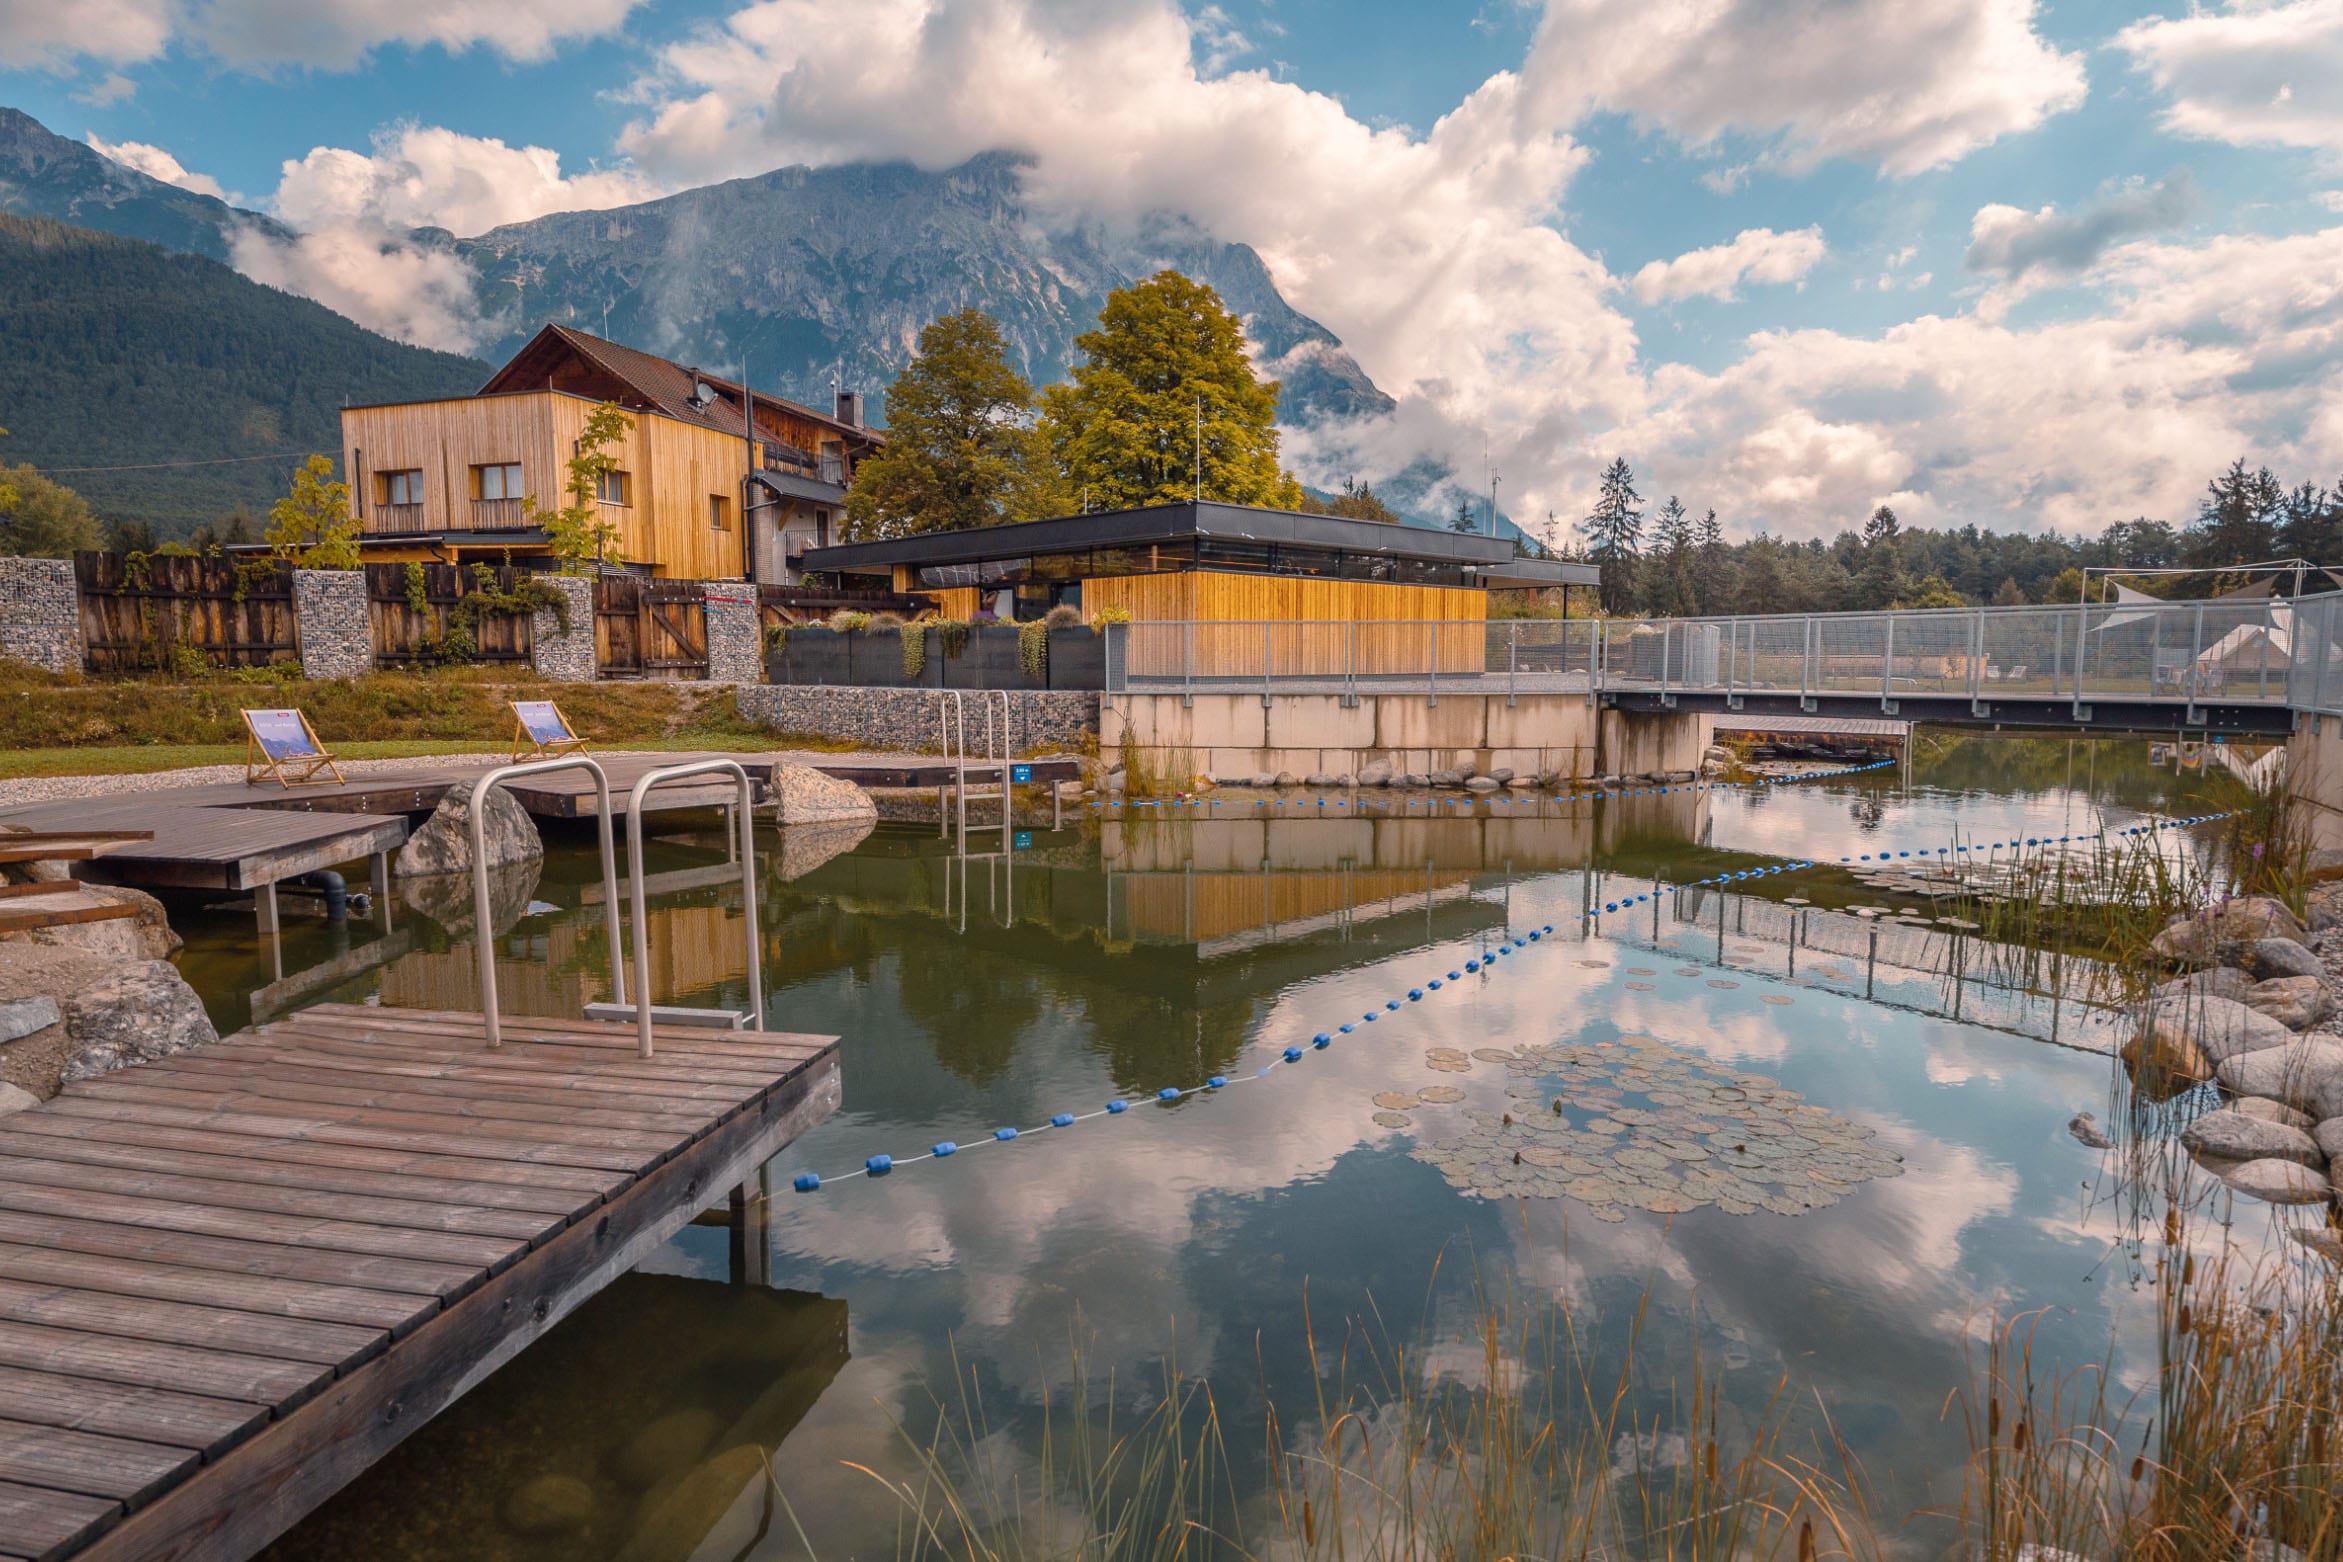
[693,379,717,408]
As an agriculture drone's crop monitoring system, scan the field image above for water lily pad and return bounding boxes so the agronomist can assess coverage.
[1373,1091,1419,1110]
[1760,995,1795,1006]
[1706,979,1740,989]
[1417,1085,1466,1103]
[1372,1111,1413,1128]
[1626,981,1656,991]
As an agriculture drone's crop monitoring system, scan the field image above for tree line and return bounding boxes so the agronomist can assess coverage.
[1572,455,2343,617]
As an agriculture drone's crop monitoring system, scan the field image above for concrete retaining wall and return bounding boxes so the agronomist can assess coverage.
[739,685,1098,753]
[0,559,81,675]
[530,575,596,682]
[1102,692,1709,783]
[290,569,371,682]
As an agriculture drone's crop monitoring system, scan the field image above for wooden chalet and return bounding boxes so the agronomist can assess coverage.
[340,325,882,581]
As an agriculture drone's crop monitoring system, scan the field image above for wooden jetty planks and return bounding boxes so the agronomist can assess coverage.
[0,1002,840,1562]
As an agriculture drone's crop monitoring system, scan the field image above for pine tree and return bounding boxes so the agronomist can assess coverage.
[2187,458,2282,567]
[1739,531,1784,612]
[1579,456,1643,614]
[844,309,1067,540]
[1451,496,1478,534]
[1641,495,1696,615]
[1856,503,1903,609]
[1039,271,1300,511]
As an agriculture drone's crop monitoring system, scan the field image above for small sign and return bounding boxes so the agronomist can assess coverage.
[246,709,318,760]
[1014,831,1033,850]
[2211,734,2226,745]
[1011,763,1033,784]
[513,701,574,747]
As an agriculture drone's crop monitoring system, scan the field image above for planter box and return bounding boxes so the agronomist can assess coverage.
[767,624,1106,691]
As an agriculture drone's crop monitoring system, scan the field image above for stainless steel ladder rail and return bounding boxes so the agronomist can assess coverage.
[616,759,765,1058]
[468,756,628,1051]
[933,688,1013,848]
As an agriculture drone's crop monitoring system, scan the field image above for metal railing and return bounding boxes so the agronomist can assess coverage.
[620,760,765,1057]
[469,757,627,1050]
[1103,593,2343,716]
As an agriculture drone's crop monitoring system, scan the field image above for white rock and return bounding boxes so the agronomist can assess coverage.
[2316,1117,2343,1164]
[2141,993,2294,1064]
[2216,1157,2333,1205]
[60,960,217,1082]
[2181,1106,2325,1167]
[0,1083,37,1115]
[2218,1039,2343,1117]
[2243,975,2333,1031]
[396,787,543,877]
[767,764,876,825]
[2237,1096,2316,1132]
[1464,776,1500,792]
[1356,759,1394,787]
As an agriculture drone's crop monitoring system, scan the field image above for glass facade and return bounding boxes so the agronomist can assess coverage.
[916,542,1471,590]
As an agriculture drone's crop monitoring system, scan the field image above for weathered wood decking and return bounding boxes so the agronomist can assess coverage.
[0,1003,840,1562]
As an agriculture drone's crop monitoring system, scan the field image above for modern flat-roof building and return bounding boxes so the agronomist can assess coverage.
[796,501,1594,625]
[339,324,882,579]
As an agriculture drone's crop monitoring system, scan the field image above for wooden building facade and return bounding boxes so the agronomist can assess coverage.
[340,325,881,580]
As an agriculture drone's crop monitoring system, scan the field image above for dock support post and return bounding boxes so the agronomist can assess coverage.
[726,1178,769,1287]
[256,881,283,981]
[370,851,392,930]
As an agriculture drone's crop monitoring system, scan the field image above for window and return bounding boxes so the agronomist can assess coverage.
[710,494,732,531]
[815,508,829,549]
[596,469,631,505]
[378,469,424,506]
[473,463,524,501]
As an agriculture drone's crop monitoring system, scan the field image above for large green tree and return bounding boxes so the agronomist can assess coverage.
[1579,456,1643,614]
[1040,271,1300,511]
[0,463,101,557]
[844,309,1066,540]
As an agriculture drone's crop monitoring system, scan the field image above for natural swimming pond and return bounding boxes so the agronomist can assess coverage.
[172,734,2303,1561]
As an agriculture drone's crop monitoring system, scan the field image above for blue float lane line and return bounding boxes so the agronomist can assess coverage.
[792,774,2229,1192]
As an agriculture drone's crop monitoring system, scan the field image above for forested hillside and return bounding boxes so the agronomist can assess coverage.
[0,214,485,535]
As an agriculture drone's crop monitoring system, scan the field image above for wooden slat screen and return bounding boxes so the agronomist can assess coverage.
[74,552,296,674]
[363,562,536,667]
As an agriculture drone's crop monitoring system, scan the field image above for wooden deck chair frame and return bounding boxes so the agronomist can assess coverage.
[243,709,345,787]
[511,699,590,763]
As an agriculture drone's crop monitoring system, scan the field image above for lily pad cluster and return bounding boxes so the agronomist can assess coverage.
[1388,1034,1904,1222]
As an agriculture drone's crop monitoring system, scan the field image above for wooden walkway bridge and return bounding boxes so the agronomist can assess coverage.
[0,1003,839,1562]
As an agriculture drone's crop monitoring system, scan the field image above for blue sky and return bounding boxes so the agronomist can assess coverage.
[6,0,2343,540]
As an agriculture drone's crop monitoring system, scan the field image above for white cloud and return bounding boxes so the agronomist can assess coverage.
[75,73,141,107]
[86,134,232,201]
[0,0,173,69]
[1964,174,2199,281]
[268,123,657,235]
[1516,0,2087,177]
[2116,0,2343,152]
[0,0,643,72]
[1616,226,2343,538]
[230,223,488,352]
[1630,226,1826,304]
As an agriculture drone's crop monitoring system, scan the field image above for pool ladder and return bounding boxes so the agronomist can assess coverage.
[935,689,1013,849]
[467,756,765,1057]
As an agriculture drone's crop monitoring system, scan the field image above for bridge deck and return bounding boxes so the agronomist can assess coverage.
[0,1004,840,1562]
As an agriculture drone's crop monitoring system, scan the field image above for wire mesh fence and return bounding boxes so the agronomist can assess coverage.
[1105,594,2331,712]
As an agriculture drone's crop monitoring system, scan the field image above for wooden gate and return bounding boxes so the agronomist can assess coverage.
[75,552,296,673]
[594,577,708,679]
[364,562,536,668]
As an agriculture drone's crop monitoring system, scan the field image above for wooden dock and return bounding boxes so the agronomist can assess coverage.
[0,1003,840,1562]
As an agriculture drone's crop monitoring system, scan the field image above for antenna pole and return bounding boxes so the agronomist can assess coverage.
[1194,394,1202,503]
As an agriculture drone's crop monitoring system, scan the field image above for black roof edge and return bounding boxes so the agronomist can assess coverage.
[797,500,1589,575]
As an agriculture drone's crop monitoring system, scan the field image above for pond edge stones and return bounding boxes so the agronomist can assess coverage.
[768,763,877,825]
[396,786,545,877]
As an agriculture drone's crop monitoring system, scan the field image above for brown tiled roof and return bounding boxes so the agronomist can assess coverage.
[482,324,882,445]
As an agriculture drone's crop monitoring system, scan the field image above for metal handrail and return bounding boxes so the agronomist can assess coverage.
[469,756,626,1050]
[623,760,765,1058]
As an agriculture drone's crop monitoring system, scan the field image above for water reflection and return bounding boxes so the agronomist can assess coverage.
[181,735,2263,1560]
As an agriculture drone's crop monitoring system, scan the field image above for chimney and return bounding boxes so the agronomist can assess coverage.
[835,389,862,428]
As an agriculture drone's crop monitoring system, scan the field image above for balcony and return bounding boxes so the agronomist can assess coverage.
[371,502,424,533]
[469,497,530,530]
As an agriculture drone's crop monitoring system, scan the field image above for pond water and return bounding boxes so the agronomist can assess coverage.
[173,733,2284,1561]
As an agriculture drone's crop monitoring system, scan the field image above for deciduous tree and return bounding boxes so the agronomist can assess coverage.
[1040,271,1300,511]
[844,309,1067,541]
[525,402,632,573]
[0,462,100,558]
[267,454,360,568]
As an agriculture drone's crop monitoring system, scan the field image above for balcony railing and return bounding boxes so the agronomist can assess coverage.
[1102,595,2341,716]
[469,497,530,530]
[370,502,424,533]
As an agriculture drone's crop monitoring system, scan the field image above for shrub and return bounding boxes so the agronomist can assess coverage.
[901,621,927,679]
[826,609,871,633]
[1042,602,1083,630]
[970,610,999,625]
[1018,617,1050,681]
[934,618,970,659]
[1091,603,1132,629]
[866,610,907,631]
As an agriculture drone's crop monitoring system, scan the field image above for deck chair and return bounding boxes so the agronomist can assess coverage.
[510,699,589,762]
[243,709,345,787]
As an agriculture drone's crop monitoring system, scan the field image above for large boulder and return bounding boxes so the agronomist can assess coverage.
[1428,770,1463,789]
[2244,976,2333,1031]
[2150,968,2257,1006]
[396,787,543,877]
[1464,776,1501,793]
[60,960,217,1082]
[2214,1157,2333,1205]
[1303,772,1339,788]
[1357,759,1394,787]
[767,764,876,826]
[401,858,543,940]
[2151,897,2309,967]
[2216,1038,2343,1118]
[2316,1117,2343,1164]
[2238,1096,2316,1133]
[2251,937,2326,981]
[2139,992,2294,1064]
[2121,1020,2213,1100]
[2181,1106,2326,1167]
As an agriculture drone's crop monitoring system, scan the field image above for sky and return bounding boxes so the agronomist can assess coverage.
[5,0,2343,544]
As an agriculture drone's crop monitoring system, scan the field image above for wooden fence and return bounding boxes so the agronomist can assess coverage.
[75,553,296,673]
[364,562,535,668]
[595,577,708,679]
